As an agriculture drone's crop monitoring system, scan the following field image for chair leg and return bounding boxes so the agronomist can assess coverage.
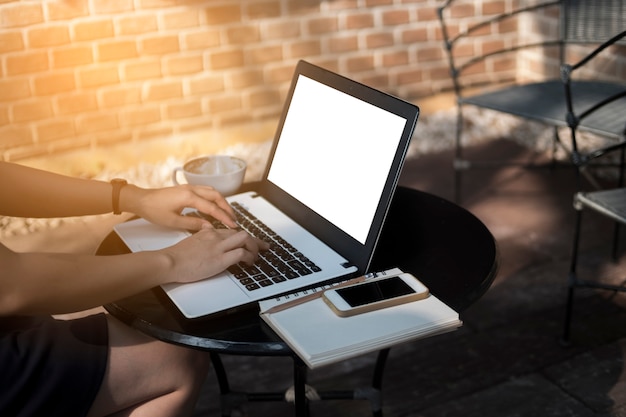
[562,284,575,345]
[454,164,463,204]
[562,206,584,345]
[550,126,560,170]
[613,146,625,261]
[612,222,621,261]
[453,104,465,204]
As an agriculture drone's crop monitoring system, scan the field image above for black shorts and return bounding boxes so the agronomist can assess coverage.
[0,313,108,417]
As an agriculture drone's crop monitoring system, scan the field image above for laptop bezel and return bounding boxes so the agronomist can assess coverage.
[258,60,420,274]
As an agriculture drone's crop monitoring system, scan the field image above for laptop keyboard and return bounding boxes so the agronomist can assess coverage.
[186,204,321,292]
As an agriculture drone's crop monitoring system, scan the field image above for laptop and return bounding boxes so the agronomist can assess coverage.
[114,60,420,319]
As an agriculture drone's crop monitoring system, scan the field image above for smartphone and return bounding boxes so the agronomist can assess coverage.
[322,273,429,317]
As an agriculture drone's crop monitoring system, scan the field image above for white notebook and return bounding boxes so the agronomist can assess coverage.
[258,269,462,369]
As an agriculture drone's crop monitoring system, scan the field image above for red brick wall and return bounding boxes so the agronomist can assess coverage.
[0,0,623,162]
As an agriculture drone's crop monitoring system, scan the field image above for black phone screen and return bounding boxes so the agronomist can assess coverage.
[336,277,415,307]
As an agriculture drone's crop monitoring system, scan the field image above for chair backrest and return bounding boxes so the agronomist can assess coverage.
[562,0,626,45]
[438,0,625,95]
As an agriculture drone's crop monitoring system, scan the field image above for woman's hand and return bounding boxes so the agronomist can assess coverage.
[121,183,272,285]
[159,226,270,284]
[123,184,239,230]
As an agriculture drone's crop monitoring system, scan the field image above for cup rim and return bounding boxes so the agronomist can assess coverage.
[182,155,246,176]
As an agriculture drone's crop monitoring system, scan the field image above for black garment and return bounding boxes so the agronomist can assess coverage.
[0,313,108,417]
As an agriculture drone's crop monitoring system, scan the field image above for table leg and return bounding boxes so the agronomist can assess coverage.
[210,353,230,394]
[210,352,246,417]
[210,349,390,417]
[371,348,390,417]
[293,357,309,417]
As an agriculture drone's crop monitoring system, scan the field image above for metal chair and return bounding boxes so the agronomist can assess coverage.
[561,30,626,344]
[438,0,626,202]
[563,189,626,343]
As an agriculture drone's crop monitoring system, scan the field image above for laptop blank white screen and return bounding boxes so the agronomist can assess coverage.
[267,75,408,245]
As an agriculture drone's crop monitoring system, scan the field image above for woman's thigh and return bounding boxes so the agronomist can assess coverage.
[87,314,211,417]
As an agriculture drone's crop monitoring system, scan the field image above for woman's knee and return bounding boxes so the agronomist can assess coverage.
[165,343,211,386]
[108,315,210,387]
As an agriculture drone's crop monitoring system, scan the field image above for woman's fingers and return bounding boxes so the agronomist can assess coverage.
[215,230,270,265]
[164,225,272,285]
[191,228,269,266]
[185,186,238,228]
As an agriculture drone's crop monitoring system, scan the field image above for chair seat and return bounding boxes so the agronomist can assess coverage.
[575,188,626,224]
[462,80,626,140]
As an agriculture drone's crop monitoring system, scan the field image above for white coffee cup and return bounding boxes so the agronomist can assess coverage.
[172,155,246,196]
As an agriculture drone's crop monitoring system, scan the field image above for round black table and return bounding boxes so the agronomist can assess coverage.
[100,185,497,417]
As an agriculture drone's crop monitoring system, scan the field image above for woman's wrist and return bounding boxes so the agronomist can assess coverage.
[118,183,144,215]
[110,179,128,215]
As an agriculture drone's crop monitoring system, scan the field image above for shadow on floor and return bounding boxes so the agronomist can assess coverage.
[194,139,626,417]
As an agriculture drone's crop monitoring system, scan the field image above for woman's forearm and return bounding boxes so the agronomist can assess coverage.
[0,247,172,315]
[0,161,116,218]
